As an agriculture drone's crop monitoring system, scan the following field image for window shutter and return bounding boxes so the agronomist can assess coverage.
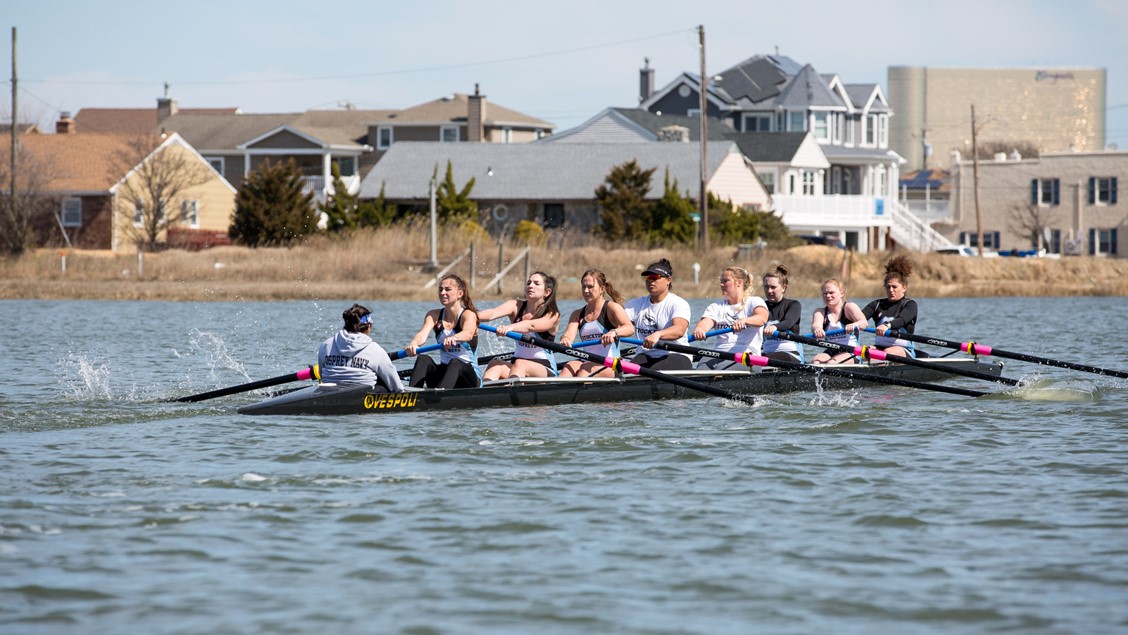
[1089,228,1096,255]
[1052,179,1060,205]
[1112,228,1119,255]
[1088,177,1096,204]
[992,231,1000,249]
[1031,179,1039,204]
[959,232,966,244]
[1111,177,1118,205]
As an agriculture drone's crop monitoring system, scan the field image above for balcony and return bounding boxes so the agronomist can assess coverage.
[771,194,892,229]
[301,174,360,203]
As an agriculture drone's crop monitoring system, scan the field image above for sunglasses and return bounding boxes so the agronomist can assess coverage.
[644,274,666,282]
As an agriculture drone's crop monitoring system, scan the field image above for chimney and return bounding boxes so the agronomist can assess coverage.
[468,83,486,142]
[639,58,655,103]
[657,124,690,143]
[56,111,76,134]
[157,82,178,123]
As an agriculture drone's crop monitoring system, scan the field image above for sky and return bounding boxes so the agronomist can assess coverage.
[4,0,1127,148]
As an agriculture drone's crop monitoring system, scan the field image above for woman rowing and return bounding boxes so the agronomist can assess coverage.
[405,274,481,389]
[558,269,634,377]
[317,303,405,391]
[477,271,562,380]
[623,258,693,370]
[692,266,768,369]
[809,277,867,364]
[760,264,804,362]
[860,254,918,358]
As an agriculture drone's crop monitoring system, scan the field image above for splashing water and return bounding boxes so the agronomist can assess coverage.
[188,329,251,384]
[62,354,114,400]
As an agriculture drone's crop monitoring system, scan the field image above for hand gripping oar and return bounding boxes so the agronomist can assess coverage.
[389,343,443,361]
[174,365,320,402]
[479,324,754,404]
[773,331,1022,387]
[865,328,1128,379]
[623,338,989,398]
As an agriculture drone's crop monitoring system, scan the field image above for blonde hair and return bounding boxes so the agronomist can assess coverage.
[722,266,754,305]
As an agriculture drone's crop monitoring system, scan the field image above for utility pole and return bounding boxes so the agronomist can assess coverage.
[698,24,709,252]
[9,27,16,217]
[970,104,983,257]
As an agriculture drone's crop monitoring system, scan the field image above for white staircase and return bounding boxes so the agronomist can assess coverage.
[889,200,955,252]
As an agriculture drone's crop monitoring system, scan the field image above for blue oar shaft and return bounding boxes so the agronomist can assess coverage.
[389,343,444,361]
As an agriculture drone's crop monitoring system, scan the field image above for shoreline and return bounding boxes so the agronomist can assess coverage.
[4,231,1127,302]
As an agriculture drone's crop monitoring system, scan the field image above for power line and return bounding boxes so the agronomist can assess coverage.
[23,29,691,87]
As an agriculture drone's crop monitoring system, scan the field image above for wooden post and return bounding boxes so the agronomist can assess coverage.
[496,243,504,295]
[524,247,531,283]
[469,242,477,290]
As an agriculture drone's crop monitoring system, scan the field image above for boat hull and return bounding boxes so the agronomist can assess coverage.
[237,359,1004,416]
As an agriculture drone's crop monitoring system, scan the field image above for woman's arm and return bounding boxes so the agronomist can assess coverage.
[406,309,439,356]
[476,300,517,324]
[559,308,583,347]
[604,302,634,345]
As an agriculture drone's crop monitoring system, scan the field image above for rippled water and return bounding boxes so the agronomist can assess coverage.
[2,297,1127,634]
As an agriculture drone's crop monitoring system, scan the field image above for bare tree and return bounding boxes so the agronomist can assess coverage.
[0,137,56,255]
[113,134,210,251]
[1008,202,1057,250]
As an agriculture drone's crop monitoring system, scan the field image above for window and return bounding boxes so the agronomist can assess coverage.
[335,157,356,177]
[1089,228,1118,255]
[743,113,772,132]
[377,126,393,150]
[788,111,806,132]
[960,231,1001,249]
[845,116,855,145]
[864,114,877,145]
[878,115,888,147]
[543,204,565,229]
[812,112,829,140]
[440,125,460,143]
[181,200,199,227]
[1032,178,1060,206]
[1041,228,1061,253]
[134,201,145,227]
[61,198,82,227]
[1088,177,1118,205]
[759,171,775,195]
[801,171,816,195]
[686,108,701,118]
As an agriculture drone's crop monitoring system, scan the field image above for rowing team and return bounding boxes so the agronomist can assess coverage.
[317,254,919,392]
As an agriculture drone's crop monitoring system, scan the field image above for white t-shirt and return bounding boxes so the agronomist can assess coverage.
[700,296,768,356]
[624,292,692,360]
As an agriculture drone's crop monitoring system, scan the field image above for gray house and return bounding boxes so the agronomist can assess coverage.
[636,55,947,253]
[358,141,771,233]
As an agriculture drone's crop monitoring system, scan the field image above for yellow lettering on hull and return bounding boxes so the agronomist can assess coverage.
[363,392,419,410]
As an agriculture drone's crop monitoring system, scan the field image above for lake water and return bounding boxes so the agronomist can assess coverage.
[2,296,1127,634]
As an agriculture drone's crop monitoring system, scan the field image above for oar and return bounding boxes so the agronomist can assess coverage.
[174,365,320,403]
[623,338,989,398]
[396,346,516,379]
[865,327,1128,379]
[480,324,754,404]
[692,327,845,341]
[389,343,443,360]
[773,331,1022,387]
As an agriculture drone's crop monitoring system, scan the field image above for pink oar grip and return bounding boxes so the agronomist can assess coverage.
[743,354,770,367]
[296,366,313,381]
[860,346,887,361]
[618,359,642,375]
[964,342,993,355]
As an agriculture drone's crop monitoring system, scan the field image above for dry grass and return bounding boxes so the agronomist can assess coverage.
[4,223,1128,301]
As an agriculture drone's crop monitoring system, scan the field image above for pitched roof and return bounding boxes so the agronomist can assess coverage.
[724,132,811,162]
[74,107,240,134]
[158,113,302,151]
[2,132,163,192]
[713,55,802,104]
[359,141,741,200]
[775,65,842,109]
[389,93,554,128]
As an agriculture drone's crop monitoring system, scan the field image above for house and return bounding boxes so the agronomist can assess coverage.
[367,85,555,163]
[637,56,947,253]
[358,141,770,233]
[4,126,235,252]
[84,86,553,204]
[947,150,1126,256]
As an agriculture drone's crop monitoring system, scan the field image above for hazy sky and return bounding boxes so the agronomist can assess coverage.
[4,0,1126,148]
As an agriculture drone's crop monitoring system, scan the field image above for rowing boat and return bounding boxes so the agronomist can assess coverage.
[236,358,1004,416]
